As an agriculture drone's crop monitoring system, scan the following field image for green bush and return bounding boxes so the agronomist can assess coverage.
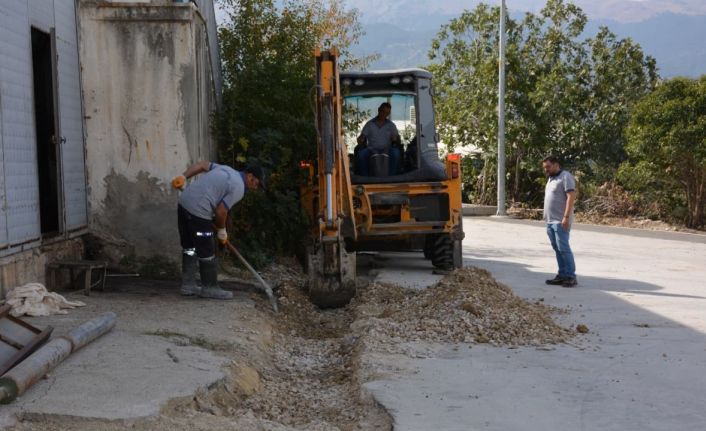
[213,0,367,266]
[616,161,687,223]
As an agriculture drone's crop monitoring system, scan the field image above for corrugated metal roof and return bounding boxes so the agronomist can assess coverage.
[0,0,88,246]
[0,2,41,245]
[56,0,87,229]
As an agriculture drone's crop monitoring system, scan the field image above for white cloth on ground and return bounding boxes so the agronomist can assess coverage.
[3,283,86,317]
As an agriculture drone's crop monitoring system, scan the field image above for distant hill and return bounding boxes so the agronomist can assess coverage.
[589,13,706,77]
[351,12,706,78]
[351,0,706,25]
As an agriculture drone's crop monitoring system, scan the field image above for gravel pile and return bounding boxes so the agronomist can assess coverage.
[354,266,572,347]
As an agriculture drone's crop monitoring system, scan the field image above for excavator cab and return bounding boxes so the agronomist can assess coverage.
[343,70,447,183]
[301,50,464,308]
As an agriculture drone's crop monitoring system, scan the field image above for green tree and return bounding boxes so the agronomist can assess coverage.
[428,0,657,205]
[623,76,706,228]
[214,0,367,264]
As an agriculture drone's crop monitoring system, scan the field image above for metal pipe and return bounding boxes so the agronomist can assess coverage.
[0,312,117,404]
[326,173,334,225]
[65,312,117,351]
[497,0,507,216]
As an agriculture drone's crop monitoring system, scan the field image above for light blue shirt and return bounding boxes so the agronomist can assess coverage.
[359,118,399,152]
[179,163,245,219]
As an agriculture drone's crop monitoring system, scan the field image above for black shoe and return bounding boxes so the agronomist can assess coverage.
[545,275,566,285]
[562,277,578,288]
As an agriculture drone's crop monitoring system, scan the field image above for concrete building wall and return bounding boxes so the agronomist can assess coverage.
[0,1,87,295]
[78,0,221,262]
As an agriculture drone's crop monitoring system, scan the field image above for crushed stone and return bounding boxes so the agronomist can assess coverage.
[353,266,573,349]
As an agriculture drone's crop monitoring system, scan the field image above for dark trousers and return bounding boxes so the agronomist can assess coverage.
[177,205,215,259]
[356,147,402,176]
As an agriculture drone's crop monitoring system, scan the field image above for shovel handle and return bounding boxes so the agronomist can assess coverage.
[222,240,278,313]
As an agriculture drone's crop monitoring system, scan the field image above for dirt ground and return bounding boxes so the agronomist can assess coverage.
[8,262,579,431]
[574,213,706,234]
[508,206,706,235]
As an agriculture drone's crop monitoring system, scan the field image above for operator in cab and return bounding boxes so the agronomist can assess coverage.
[354,102,402,176]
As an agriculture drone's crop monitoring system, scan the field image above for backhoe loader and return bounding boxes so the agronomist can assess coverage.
[301,49,464,308]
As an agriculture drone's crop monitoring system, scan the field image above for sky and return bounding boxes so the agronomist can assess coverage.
[216,0,706,26]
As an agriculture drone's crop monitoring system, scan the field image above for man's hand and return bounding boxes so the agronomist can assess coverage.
[217,228,228,245]
[171,175,186,190]
[174,161,212,189]
[562,190,576,231]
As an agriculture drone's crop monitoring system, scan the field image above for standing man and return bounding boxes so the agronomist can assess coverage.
[171,161,265,299]
[355,102,402,176]
[542,155,578,287]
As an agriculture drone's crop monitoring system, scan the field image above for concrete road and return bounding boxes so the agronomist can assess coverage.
[0,278,270,428]
[363,217,706,431]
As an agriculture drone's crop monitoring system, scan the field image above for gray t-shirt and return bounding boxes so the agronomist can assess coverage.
[179,163,245,220]
[543,170,576,224]
[359,118,399,152]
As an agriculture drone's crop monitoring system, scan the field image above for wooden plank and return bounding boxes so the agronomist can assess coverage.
[0,304,53,375]
[0,327,52,375]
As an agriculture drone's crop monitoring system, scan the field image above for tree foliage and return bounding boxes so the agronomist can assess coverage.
[214,0,367,264]
[622,76,706,228]
[428,0,658,205]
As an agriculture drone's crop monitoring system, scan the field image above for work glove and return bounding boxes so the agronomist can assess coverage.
[171,175,186,190]
[217,228,228,245]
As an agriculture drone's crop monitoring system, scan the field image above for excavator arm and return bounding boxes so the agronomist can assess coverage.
[306,49,357,308]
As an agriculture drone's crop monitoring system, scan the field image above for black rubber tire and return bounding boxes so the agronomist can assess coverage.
[430,234,454,270]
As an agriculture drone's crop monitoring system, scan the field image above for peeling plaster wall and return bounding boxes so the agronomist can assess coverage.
[78,1,220,260]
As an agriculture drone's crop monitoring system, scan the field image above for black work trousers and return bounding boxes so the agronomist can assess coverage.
[177,205,215,259]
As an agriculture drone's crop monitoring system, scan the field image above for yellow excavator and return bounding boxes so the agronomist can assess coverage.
[301,49,464,308]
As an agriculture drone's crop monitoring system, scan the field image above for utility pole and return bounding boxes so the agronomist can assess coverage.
[496,0,507,216]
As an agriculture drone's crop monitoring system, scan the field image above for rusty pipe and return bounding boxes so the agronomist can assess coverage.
[0,312,117,404]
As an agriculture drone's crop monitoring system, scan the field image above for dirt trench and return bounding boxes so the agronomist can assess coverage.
[11,265,392,431]
[187,270,394,431]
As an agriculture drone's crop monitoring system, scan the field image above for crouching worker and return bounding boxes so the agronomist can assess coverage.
[171,161,265,299]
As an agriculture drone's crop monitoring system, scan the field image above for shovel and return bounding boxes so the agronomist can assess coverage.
[222,240,279,313]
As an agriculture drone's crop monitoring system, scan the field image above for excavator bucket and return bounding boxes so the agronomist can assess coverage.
[306,239,356,308]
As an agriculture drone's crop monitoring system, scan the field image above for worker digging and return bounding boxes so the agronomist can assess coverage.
[171,161,265,300]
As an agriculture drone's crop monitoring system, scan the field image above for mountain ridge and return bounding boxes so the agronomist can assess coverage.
[350,12,706,78]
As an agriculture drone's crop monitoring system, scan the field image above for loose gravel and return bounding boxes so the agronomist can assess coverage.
[354,266,573,349]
